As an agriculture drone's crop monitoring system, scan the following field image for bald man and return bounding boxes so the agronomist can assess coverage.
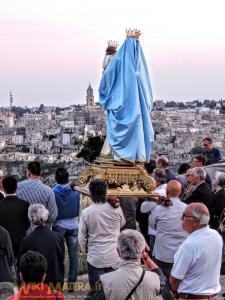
[170,203,222,300]
[149,180,188,284]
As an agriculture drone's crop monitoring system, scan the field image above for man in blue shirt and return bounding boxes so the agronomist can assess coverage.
[202,137,221,165]
[52,167,80,291]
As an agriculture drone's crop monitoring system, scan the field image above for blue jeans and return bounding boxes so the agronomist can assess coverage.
[87,262,113,290]
[53,225,78,283]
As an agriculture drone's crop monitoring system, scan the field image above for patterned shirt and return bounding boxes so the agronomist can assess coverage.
[17,179,58,226]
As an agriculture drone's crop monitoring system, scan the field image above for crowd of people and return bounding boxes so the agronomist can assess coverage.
[0,137,224,300]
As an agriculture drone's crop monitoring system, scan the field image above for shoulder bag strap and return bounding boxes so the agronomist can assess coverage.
[125,269,145,300]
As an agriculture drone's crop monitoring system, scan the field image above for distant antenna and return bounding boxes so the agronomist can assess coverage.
[10,89,13,110]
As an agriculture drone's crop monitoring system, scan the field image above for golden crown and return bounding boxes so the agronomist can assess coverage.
[126,28,141,39]
[107,40,119,49]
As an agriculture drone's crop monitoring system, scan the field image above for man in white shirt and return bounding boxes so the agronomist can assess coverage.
[78,179,125,290]
[149,180,187,280]
[141,168,167,252]
[170,203,223,300]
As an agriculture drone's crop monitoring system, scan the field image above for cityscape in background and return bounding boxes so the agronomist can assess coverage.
[0,84,225,184]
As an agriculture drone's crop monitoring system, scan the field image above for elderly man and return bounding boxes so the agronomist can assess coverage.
[0,170,4,199]
[180,168,193,203]
[156,156,176,182]
[141,168,167,252]
[202,137,221,165]
[19,204,65,289]
[99,229,160,300]
[209,172,225,229]
[192,154,211,187]
[17,161,58,228]
[170,203,222,300]
[185,167,212,208]
[149,180,187,280]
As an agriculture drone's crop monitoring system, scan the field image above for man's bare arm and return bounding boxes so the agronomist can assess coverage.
[169,275,181,294]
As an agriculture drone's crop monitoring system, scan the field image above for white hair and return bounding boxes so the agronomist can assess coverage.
[28,204,49,225]
[117,229,146,260]
[191,207,210,225]
[192,167,206,181]
[215,172,225,188]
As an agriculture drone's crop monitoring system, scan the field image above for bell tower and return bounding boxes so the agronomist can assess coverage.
[86,83,94,111]
[10,89,13,110]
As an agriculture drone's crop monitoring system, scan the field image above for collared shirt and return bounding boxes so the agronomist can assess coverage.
[149,197,187,263]
[78,202,126,268]
[171,226,222,295]
[141,184,167,235]
[17,179,58,225]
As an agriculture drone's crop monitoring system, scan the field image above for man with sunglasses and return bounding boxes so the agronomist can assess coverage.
[202,137,221,165]
[185,167,212,208]
[170,203,222,300]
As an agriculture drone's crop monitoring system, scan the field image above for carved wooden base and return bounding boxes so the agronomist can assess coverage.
[76,157,156,197]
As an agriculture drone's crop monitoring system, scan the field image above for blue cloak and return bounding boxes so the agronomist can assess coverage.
[99,37,154,162]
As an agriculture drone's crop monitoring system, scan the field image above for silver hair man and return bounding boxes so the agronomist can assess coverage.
[192,167,206,181]
[28,204,49,226]
[117,229,146,260]
[215,172,225,188]
[191,206,210,225]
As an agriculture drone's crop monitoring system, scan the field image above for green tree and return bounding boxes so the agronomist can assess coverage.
[190,146,202,154]
[39,104,45,113]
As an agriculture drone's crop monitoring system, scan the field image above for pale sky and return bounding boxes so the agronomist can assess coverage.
[0,0,225,107]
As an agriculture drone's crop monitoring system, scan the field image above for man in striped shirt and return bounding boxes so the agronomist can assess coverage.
[17,161,58,228]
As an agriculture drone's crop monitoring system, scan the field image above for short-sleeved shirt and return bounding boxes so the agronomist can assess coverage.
[149,198,187,263]
[171,226,223,294]
[141,184,167,235]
